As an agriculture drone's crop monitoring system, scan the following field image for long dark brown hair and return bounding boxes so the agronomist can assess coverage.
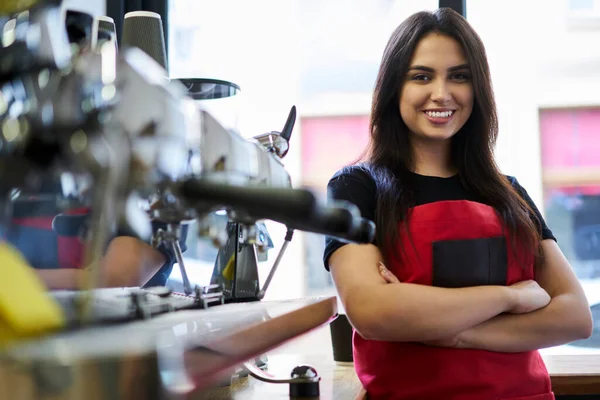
[364,8,542,266]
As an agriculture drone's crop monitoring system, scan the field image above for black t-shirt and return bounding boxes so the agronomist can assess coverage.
[323,164,555,270]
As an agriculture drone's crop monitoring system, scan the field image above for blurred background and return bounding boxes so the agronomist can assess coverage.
[70,0,600,352]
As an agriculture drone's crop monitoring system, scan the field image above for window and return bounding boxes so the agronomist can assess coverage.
[467,0,600,353]
[540,108,600,351]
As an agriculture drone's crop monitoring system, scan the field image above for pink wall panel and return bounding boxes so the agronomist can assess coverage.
[577,110,600,166]
[540,110,575,168]
[300,115,370,189]
[540,108,600,195]
[540,109,600,168]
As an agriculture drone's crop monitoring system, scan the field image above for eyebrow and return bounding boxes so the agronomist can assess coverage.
[408,64,470,73]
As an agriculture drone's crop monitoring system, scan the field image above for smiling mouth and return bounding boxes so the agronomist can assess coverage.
[424,110,455,118]
[423,110,456,125]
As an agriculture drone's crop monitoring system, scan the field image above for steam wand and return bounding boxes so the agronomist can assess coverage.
[153,223,194,295]
[257,228,293,300]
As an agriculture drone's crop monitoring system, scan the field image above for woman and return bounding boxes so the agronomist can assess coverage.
[324,8,592,400]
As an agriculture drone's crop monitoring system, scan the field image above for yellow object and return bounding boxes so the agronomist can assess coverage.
[0,0,39,14]
[0,242,65,347]
[222,254,235,281]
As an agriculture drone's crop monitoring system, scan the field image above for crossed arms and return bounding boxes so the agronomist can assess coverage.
[329,239,593,352]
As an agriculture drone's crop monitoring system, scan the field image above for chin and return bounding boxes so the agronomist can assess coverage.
[418,129,458,142]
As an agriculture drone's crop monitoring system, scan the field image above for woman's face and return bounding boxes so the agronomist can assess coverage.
[399,33,474,143]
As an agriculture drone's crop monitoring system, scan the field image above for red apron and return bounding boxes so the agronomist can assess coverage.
[10,207,89,269]
[355,200,554,400]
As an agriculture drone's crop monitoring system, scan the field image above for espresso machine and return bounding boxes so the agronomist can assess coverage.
[0,1,374,398]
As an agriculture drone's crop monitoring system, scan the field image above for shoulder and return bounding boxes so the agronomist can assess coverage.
[505,175,519,188]
[327,163,378,221]
[329,163,375,185]
[504,175,556,241]
[328,163,377,196]
[504,175,537,205]
[324,165,378,267]
[505,175,528,195]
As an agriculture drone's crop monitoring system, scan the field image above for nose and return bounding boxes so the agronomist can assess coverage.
[430,79,452,103]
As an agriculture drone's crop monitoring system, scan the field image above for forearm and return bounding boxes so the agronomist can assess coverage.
[35,269,85,290]
[349,282,515,342]
[35,239,166,289]
[459,293,592,352]
[99,237,166,287]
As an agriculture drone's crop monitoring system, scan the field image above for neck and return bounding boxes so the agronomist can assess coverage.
[410,138,455,177]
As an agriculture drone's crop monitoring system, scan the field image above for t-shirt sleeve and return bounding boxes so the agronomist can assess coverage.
[323,165,377,270]
[508,176,556,242]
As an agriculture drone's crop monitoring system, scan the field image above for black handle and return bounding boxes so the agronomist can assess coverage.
[280,105,296,141]
[179,179,316,223]
[179,179,375,243]
[292,201,375,244]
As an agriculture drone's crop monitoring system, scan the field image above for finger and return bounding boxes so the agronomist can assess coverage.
[378,262,392,282]
[380,263,400,283]
[379,262,400,283]
[380,271,395,283]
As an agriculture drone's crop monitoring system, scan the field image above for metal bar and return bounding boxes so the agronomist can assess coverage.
[439,0,466,18]
[171,238,193,295]
[258,239,291,299]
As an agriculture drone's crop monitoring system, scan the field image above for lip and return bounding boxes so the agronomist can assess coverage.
[422,110,455,125]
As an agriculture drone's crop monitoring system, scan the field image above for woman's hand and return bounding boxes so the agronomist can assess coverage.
[378,262,400,283]
[506,280,551,314]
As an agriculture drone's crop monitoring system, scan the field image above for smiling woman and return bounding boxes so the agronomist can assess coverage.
[324,7,592,400]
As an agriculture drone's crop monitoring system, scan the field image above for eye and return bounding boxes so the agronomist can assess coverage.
[410,74,431,81]
[450,72,471,82]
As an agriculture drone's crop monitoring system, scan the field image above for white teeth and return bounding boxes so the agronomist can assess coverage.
[425,110,454,118]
